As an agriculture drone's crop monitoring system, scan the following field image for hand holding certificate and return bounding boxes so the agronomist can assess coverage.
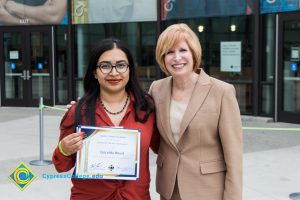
[75,125,141,180]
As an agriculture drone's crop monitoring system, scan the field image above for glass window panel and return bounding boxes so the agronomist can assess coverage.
[283,20,300,113]
[31,32,50,99]
[234,83,253,113]
[261,14,276,115]
[261,84,274,115]
[262,14,275,82]
[3,32,23,99]
[162,0,249,20]
[73,0,157,24]
[76,79,84,98]
[55,26,68,104]
[162,15,253,114]
[74,22,157,98]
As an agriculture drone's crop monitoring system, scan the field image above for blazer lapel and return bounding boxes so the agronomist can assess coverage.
[157,77,178,151]
[178,70,212,143]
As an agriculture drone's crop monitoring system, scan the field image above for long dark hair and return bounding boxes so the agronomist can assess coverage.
[74,38,154,126]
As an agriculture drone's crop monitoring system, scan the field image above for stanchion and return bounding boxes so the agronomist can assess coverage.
[30,97,52,166]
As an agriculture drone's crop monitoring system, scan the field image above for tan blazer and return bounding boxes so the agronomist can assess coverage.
[149,69,243,200]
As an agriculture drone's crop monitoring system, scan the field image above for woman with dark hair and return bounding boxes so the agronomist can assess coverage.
[52,38,159,200]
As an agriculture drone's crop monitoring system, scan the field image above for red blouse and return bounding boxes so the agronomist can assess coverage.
[52,96,159,200]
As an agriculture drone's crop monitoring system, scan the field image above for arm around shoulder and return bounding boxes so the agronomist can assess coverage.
[150,123,160,154]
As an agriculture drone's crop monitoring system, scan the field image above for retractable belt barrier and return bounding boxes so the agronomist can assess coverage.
[29,97,300,167]
[41,105,67,112]
[243,127,300,131]
[30,97,67,166]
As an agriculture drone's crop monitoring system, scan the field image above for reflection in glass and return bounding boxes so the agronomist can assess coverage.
[74,22,157,97]
[31,32,50,99]
[162,15,253,114]
[56,26,68,104]
[76,80,84,99]
[261,14,276,115]
[262,85,273,114]
[233,83,253,113]
[283,20,300,113]
[3,32,23,99]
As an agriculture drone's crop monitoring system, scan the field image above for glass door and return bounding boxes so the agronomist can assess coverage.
[0,27,53,107]
[278,13,300,123]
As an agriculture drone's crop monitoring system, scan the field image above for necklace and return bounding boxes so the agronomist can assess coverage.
[100,94,129,115]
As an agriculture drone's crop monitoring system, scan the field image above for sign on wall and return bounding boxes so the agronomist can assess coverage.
[260,0,300,14]
[72,0,157,24]
[161,0,253,20]
[291,47,300,62]
[220,41,242,72]
[0,0,68,25]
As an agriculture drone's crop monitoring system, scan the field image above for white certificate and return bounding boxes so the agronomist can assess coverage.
[75,125,141,180]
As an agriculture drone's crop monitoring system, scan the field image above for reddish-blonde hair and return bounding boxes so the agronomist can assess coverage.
[156,23,202,75]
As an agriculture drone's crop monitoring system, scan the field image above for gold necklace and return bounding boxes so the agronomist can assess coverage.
[100,94,129,115]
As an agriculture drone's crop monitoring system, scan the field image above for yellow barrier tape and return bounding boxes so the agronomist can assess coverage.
[39,104,300,131]
[243,127,300,131]
[41,105,67,112]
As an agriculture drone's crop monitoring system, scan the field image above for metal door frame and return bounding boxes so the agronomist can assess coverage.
[277,12,300,123]
[0,26,54,107]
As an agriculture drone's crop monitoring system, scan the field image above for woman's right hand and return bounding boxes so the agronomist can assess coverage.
[66,97,80,109]
[66,101,75,109]
[60,132,84,155]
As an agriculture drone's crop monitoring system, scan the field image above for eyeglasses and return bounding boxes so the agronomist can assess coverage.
[96,61,129,74]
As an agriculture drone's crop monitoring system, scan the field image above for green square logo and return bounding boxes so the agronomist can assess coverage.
[8,162,37,191]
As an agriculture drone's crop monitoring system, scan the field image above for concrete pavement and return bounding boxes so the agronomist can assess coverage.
[0,106,300,200]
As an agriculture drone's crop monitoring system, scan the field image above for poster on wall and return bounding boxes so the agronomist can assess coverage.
[0,0,68,25]
[260,0,300,14]
[72,0,157,24]
[161,0,253,20]
[220,41,242,72]
[291,47,300,61]
[9,51,19,60]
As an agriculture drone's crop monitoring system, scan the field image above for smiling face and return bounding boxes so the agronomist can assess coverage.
[164,40,194,77]
[94,48,130,95]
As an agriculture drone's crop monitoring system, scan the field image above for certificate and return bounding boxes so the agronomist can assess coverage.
[75,125,141,180]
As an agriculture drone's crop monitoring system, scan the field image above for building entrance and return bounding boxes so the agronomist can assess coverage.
[0,26,53,107]
[277,12,300,123]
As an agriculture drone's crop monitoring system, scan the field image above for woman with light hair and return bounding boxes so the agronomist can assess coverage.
[149,23,243,200]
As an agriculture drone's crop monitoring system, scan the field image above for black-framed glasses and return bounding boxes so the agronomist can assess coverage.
[96,61,129,74]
